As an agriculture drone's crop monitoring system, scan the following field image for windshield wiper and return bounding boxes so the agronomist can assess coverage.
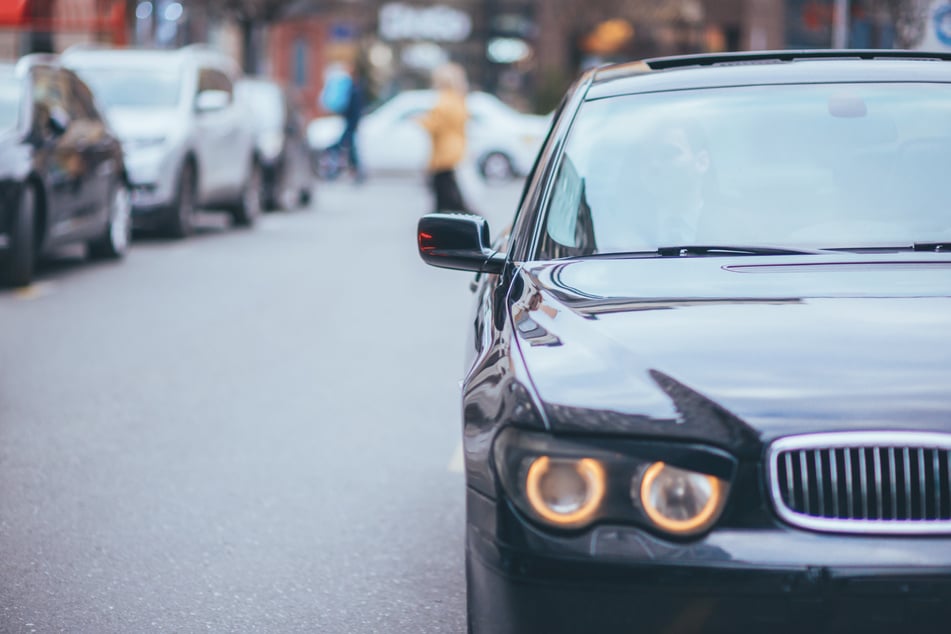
[913,242,951,252]
[821,243,951,253]
[654,245,819,257]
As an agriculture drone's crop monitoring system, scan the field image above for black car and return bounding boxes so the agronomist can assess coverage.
[0,55,130,286]
[418,50,951,634]
[236,77,313,211]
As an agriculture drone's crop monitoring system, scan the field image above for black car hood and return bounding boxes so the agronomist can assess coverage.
[511,254,951,453]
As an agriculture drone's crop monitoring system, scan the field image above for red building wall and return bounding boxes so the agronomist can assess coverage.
[269,17,330,122]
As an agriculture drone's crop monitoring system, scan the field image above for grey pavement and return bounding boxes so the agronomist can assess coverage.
[0,173,525,633]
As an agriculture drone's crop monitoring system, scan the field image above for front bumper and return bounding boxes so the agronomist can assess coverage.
[467,488,951,634]
[123,144,180,218]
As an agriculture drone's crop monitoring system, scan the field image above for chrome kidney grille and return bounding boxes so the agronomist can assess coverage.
[767,432,951,534]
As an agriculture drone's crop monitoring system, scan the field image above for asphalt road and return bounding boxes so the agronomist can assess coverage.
[0,171,524,633]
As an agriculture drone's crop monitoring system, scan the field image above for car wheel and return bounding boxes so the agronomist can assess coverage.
[315,149,342,181]
[231,160,262,227]
[298,186,312,208]
[166,163,197,239]
[89,183,132,259]
[4,184,37,287]
[479,152,514,182]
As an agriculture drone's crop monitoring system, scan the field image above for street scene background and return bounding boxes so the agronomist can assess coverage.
[1,174,522,632]
[3,0,951,631]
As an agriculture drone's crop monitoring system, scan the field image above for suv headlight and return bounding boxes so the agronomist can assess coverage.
[259,130,284,161]
[126,136,167,150]
[494,427,734,537]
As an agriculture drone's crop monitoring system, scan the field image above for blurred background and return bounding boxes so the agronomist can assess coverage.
[2,0,949,117]
[3,2,951,632]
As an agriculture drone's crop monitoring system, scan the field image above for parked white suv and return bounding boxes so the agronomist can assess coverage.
[63,44,260,236]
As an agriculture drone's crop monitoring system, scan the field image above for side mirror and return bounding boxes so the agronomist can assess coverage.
[417,213,506,274]
[195,89,231,113]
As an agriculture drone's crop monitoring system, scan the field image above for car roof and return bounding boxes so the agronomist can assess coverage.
[62,45,239,75]
[4,54,62,78]
[587,50,951,100]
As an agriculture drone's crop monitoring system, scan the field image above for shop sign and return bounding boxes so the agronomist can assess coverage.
[379,3,472,43]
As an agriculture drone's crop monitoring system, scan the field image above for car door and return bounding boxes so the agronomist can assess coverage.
[362,95,432,172]
[193,66,241,201]
[29,66,85,246]
[66,71,119,237]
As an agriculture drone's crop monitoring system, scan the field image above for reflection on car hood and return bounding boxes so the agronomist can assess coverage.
[512,254,951,453]
[106,107,178,141]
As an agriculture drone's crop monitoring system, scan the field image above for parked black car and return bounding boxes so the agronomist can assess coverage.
[0,55,130,286]
[418,50,951,634]
[236,77,313,211]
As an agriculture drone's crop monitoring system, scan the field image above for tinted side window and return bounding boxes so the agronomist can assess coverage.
[198,68,233,96]
[30,67,70,138]
[68,74,100,122]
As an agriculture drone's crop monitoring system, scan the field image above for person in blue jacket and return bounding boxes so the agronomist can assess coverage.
[322,61,366,183]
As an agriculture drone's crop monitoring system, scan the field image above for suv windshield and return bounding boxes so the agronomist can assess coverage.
[73,66,182,109]
[0,73,20,132]
[541,83,951,257]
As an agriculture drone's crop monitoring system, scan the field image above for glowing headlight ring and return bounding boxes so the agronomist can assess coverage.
[525,456,606,527]
[640,461,722,535]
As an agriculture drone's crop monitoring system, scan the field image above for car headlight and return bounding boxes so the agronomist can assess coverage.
[637,462,727,536]
[494,427,734,537]
[525,456,606,527]
[258,130,284,162]
[126,136,166,150]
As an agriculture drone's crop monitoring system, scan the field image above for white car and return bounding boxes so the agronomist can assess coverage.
[307,90,550,181]
[63,45,261,237]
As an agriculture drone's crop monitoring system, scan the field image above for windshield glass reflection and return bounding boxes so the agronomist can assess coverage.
[74,67,182,109]
[542,83,951,256]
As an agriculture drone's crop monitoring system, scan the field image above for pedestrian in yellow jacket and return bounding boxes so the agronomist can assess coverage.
[417,63,471,213]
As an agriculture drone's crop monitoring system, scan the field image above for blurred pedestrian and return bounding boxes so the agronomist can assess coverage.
[417,63,471,212]
[321,60,366,183]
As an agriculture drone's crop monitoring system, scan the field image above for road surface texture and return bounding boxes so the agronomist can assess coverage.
[0,172,523,633]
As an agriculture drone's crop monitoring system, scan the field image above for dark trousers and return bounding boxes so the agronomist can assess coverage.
[431,169,468,213]
[330,124,361,174]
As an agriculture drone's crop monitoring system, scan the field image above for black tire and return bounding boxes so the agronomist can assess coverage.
[479,152,515,182]
[4,183,37,287]
[315,149,342,181]
[298,186,312,208]
[231,161,262,227]
[166,162,197,239]
[89,183,132,259]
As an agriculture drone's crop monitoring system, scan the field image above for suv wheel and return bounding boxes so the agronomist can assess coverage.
[89,183,132,259]
[166,163,197,239]
[231,160,262,227]
[480,152,514,182]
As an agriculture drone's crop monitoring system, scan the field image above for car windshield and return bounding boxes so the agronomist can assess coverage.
[0,73,20,132]
[73,66,182,109]
[541,83,951,257]
[239,82,284,128]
